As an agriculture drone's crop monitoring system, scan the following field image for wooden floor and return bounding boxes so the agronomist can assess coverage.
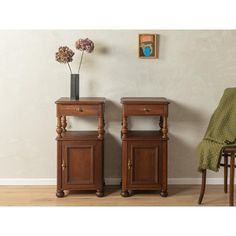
[0,185,232,206]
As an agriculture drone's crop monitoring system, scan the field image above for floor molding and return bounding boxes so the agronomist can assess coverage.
[0,177,233,185]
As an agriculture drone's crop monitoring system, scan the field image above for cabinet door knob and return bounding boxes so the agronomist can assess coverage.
[62,161,66,171]
[128,160,132,170]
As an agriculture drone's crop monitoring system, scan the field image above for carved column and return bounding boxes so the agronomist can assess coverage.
[122,116,128,139]
[162,116,168,138]
[61,116,67,133]
[98,116,105,140]
[56,116,63,138]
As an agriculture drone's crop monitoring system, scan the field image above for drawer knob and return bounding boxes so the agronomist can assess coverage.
[144,108,150,112]
[76,107,83,112]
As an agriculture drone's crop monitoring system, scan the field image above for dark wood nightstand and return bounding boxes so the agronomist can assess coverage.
[120,97,169,197]
[55,97,105,197]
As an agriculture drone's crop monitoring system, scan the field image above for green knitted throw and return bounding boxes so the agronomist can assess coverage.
[197,88,236,172]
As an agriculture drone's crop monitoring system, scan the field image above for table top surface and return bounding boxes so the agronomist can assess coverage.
[55,97,106,104]
[121,97,170,104]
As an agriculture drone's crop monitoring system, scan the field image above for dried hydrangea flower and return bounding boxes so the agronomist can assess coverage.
[75,38,95,73]
[55,46,75,63]
[75,38,94,53]
[55,46,74,73]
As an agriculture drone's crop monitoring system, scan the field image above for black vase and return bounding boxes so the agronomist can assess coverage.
[70,74,80,100]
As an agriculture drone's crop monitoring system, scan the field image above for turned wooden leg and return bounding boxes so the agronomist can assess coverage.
[162,116,168,138]
[230,154,235,206]
[56,190,64,198]
[224,155,228,193]
[161,141,168,197]
[121,116,128,139]
[56,116,63,138]
[98,116,105,140]
[198,169,206,205]
[121,190,129,197]
[61,116,67,133]
[96,189,104,197]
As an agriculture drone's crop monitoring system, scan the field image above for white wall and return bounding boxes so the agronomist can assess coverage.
[0,30,236,182]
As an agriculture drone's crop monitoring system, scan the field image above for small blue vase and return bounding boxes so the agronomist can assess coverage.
[143,47,151,57]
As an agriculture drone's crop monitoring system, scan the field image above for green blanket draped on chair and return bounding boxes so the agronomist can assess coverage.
[197,87,236,172]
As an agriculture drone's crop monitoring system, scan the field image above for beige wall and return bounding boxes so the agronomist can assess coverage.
[0,30,235,180]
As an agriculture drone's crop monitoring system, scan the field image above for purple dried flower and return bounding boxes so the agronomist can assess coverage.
[75,38,94,53]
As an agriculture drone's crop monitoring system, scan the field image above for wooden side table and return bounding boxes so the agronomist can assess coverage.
[120,97,170,197]
[55,97,105,197]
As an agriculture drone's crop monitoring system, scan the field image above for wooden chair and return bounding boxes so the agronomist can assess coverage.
[198,146,236,206]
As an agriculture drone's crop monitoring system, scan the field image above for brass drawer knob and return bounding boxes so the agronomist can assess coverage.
[144,108,150,112]
[76,107,83,112]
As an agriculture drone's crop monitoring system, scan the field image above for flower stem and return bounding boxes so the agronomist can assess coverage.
[67,62,72,74]
[78,51,84,74]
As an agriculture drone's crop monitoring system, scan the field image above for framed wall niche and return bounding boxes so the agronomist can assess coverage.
[138,34,159,59]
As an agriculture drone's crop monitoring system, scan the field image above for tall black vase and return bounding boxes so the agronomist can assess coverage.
[70,74,80,100]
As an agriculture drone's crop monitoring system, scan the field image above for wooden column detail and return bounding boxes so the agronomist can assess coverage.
[162,116,168,138]
[122,116,128,139]
[98,116,105,140]
[56,116,62,138]
[61,116,67,133]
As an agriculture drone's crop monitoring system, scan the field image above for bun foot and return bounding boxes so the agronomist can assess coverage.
[121,190,130,197]
[56,190,64,198]
[96,189,104,197]
[160,191,168,197]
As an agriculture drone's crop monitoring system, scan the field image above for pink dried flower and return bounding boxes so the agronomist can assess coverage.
[55,46,74,63]
[75,38,94,53]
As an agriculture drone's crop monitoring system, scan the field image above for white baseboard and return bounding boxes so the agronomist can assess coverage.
[0,177,234,185]
[105,178,234,185]
[0,178,56,185]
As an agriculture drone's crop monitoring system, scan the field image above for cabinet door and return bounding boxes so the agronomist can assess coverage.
[62,140,102,190]
[127,141,162,188]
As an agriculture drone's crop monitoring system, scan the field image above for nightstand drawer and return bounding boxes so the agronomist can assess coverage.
[58,104,99,116]
[124,104,164,116]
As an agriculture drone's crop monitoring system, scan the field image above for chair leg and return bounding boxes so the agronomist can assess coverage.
[230,154,235,206]
[198,169,207,205]
[224,155,228,193]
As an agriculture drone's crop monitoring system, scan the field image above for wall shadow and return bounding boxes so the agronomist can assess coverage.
[169,100,206,123]
[95,42,110,55]
[104,132,121,181]
[103,100,122,193]
[105,99,122,128]
[169,133,201,179]
[168,100,206,180]
[158,34,167,60]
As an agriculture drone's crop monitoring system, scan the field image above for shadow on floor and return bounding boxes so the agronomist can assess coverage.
[65,185,202,198]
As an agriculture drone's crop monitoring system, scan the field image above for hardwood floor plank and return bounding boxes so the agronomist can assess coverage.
[0,185,231,206]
